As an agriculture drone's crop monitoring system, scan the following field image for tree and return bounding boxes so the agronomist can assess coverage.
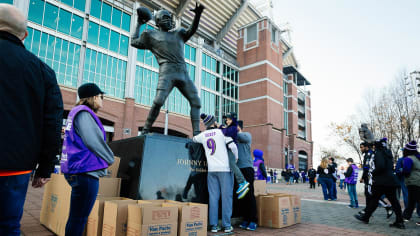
[329,119,363,164]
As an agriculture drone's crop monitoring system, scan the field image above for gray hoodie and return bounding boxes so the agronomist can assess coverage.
[237,132,253,168]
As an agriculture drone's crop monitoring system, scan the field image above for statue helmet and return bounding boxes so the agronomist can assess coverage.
[155,9,172,27]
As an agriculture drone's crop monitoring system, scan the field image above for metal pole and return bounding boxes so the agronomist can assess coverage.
[164,100,169,135]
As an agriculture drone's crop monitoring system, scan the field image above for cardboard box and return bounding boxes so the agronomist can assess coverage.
[256,194,268,226]
[289,195,301,224]
[262,195,293,228]
[40,174,121,236]
[127,203,178,236]
[163,202,207,236]
[107,157,121,178]
[102,200,138,236]
[254,180,267,196]
[87,197,130,236]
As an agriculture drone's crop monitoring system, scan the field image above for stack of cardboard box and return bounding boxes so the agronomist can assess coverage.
[40,157,209,236]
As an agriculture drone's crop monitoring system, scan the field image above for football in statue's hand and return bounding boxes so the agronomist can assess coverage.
[136,7,152,24]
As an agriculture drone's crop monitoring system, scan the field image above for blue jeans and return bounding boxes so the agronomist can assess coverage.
[0,173,31,236]
[318,177,333,200]
[347,184,358,206]
[331,179,337,199]
[339,179,346,189]
[64,174,99,236]
[207,172,233,228]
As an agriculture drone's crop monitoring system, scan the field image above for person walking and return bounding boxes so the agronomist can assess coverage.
[253,149,268,181]
[60,83,114,236]
[344,158,359,208]
[354,139,405,229]
[401,141,420,226]
[317,158,335,201]
[236,121,258,231]
[301,170,307,183]
[308,166,316,189]
[329,157,338,200]
[395,155,409,208]
[193,114,235,233]
[338,166,346,190]
[0,4,63,236]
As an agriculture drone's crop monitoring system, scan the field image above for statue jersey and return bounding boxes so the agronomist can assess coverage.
[139,28,187,65]
[193,129,231,172]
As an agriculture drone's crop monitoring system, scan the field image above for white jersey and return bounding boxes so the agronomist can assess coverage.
[192,129,231,172]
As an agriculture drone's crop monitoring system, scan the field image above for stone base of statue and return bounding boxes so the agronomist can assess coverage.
[108,133,208,204]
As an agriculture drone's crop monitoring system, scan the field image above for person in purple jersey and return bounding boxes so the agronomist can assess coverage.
[61,83,114,236]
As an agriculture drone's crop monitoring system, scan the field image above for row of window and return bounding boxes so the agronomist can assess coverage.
[223,80,238,100]
[57,0,85,12]
[87,22,129,56]
[83,48,126,99]
[28,0,83,39]
[201,71,218,91]
[201,90,218,118]
[223,64,239,83]
[202,53,217,72]
[0,0,13,4]
[24,27,81,87]
[134,66,191,116]
[90,0,131,32]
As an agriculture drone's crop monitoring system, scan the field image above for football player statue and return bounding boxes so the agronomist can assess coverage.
[359,123,375,144]
[131,3,205,136]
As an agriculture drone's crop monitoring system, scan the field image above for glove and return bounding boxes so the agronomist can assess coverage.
[190,2,205,15]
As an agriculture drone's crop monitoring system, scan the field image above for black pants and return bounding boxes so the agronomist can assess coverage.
[239,167,257,223]
[309,178,315,188]
[403,185,420,220]
[364,185,403,223]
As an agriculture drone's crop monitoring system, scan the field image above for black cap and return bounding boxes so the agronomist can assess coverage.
[78,83,104,99]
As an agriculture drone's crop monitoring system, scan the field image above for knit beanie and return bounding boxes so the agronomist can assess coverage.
[253,149,263,158]
[200,113,215,128]
[405,141,418,151]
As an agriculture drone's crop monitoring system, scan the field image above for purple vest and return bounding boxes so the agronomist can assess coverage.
[345,164,359,185]
[60,105,109,174]
[253,159,266,180]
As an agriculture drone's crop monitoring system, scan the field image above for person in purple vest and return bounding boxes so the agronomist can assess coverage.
[253,149,267,181]
[344,158,359,208]
[60,83,114,236]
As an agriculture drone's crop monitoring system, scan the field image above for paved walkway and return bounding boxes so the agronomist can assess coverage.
[21,181,419,235]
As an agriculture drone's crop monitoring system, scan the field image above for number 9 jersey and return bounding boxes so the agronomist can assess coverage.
[192,129,231,172]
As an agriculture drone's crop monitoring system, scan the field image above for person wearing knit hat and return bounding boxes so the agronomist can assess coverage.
[60,83,114,235]
[401,141,420,226]
[193,114,236,233]
[200,113,250,200]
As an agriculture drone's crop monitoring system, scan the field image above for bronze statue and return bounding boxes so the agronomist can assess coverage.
[131,3,205,136]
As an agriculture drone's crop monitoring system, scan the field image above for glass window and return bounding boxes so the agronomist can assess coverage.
[0,0,13,4]
[101,2,112,23]
[120,35,129,56]
[70,14,83,39]
[90,0,101,19]
[211,58,216,72]
[190,47,196,62]
[271,27,277,43]
[185,45,190,60]
[137,49,144,62]
[61,0,72,7]
[28,0,44,25]
[122,13,131,32]
[31,29,41,56]
[57,9,71,35]
[247,24,257,43]
[87,21,99,45]
[202,53,206,67]
[109,30,120,53]
[39,32,48,59]
[24,28,33,49]
[112,8,122,28]
[99,26,110,49]
[44,3,58,30]
[46,35,55,61]
[73,0,85,12]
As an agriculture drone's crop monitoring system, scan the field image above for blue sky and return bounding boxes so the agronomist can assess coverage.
[273,0,420,163]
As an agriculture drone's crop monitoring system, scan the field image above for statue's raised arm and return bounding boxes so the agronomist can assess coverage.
[181,3,205,42]
[131,7,153,49]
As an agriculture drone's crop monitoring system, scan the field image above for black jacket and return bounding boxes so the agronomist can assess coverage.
[0,31,63,178]
[372,147,399,186]
[317,165,334,179]
[308,168,316,178]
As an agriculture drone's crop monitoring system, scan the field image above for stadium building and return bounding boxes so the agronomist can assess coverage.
[3,0,313,170]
